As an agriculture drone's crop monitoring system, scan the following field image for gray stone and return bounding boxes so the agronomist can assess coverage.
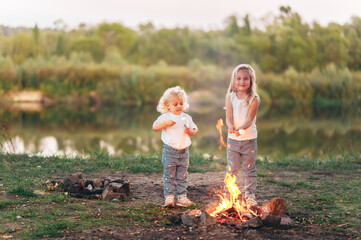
[261,214,281,226]
[200,211,216,226]
[280,216,295,227]
[63,172,83,192]
[181,209,203,226]
[110,182,130,196]
[223,218,243,226]
[181,214,196,226]
[93,178,103,188]
[102,185,127,200]
[235,216,263,229]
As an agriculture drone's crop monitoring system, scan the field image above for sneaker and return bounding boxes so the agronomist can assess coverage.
[177,196,194,207]
[245,195,258,207]
[164,195,175,207]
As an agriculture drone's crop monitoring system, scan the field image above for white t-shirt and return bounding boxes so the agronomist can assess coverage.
[228,92,259,141]
[153,112,198,150]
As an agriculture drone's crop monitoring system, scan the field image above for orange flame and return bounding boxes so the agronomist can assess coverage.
[216,118,227,150]
[210,173,248,217]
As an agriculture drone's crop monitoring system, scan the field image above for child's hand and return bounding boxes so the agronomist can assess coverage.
[233,130,241,137]
[165,120,176,126]
[184,125,196,136]
[228,127,241,137]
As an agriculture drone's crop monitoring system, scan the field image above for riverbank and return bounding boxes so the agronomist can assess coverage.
[1,59,361,109]
[0,152,360,239]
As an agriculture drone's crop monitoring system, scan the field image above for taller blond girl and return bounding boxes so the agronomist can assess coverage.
[225,64,260,206]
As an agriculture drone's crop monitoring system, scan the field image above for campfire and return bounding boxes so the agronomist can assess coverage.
[209,173,259,224]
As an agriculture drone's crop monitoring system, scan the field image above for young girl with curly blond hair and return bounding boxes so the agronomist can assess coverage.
[153,86,198,207]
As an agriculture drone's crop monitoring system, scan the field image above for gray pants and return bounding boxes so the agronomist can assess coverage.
[162,144,189,198]
[226,138,258,197]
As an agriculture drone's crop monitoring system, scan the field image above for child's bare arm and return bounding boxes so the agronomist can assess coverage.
[236,98,259,131]
[225,94,236,132]
[153,120,176,131]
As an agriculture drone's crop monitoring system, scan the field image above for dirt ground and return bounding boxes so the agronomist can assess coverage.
[62,171,350,240]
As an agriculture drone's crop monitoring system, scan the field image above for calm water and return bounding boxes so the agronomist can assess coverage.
[1,103,360,158]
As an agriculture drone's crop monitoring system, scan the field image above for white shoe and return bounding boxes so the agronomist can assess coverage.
[164,195,175,207]
[177,196,194,207]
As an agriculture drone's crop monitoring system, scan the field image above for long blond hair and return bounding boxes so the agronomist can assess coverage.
[157,86,190,114]
[227,64,258,105]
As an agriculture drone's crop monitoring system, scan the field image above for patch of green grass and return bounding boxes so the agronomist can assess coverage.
[63,203,87,211]
[279,169,360,237]
[266,177,279,184]
[0,200,24,209]
[29,220,76,239]
[49,193,73,204]
[9,186,36,197]
[2,207,22,220]
[26,211,43,220]
[188,167,207,172]
[278,181,316,190]
[258,151,360,171]
[308,176,320,180]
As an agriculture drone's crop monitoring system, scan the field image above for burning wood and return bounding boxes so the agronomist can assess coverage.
[259,197,286,216]
[209,173,258,223]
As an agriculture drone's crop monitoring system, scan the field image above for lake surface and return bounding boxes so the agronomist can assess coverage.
[1,103,360,158]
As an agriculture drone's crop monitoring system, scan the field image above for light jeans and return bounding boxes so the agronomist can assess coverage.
[226,138,258,197]
[162,144,189,198]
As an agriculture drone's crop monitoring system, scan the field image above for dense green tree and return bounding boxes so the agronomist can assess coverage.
[134,27,194,65]
[54,34,68,56]
[311,23,349,68]
[32,24,39,44]
[225,15,241,37]
[70,38,104,62]
[96,23,137,57]
[11,33,36,64]
[242,14,252,36]
[343,17,361,69]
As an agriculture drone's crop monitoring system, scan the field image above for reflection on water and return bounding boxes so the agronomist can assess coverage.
[0,104,360,157]
[2,136,81,157]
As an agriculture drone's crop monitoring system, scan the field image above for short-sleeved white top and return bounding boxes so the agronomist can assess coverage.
[153,112,198,150]
[227,92,259,141]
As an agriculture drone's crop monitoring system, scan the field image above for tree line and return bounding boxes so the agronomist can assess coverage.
[0,6,360,106]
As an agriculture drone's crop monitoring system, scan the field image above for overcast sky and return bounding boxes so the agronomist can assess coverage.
[1,0,360,30]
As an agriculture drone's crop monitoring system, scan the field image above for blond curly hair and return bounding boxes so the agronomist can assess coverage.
[157,86,190,114]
